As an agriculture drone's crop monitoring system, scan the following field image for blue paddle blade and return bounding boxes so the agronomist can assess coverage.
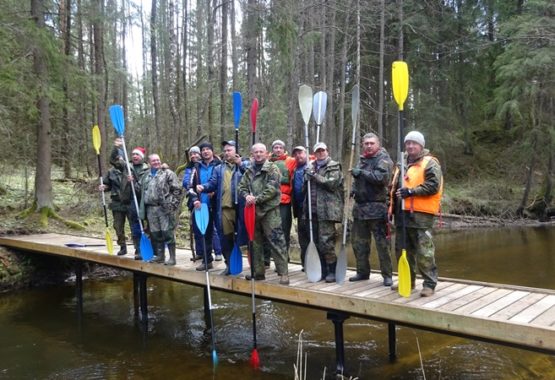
[232,92,242,129]
[312,91,328,125]
[229,243,243,275]
[194,203,209,235]
[140,233,154,261]
[212,350,218,366]
[109,105,125,136]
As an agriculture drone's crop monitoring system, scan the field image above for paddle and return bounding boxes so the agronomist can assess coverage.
[250,98,259,146]
[108,104,154,261]
[65,243,107,248]
[312,91,327,143]
[194,202,218,365]
[243,203,260,369]
[92,125,114,255]
[336,85,360,284]
[298,85,321,283]
[392,61,411,298]
[229,92,243,276]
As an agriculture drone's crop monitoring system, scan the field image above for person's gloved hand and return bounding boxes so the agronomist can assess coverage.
[398,187,414,198]
[351,168,361,177]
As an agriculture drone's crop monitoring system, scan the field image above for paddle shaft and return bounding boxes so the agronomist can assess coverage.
[96,154,110,228]
[303,120,316,243]
[398,109,407,250]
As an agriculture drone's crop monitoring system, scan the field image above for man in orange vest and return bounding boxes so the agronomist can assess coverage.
[390,131,443,297]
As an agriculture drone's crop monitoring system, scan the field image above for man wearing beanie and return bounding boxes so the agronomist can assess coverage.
[187,141,222,270]
[349,133,394,286]
[389,130,443,297]
[113,140,149,260]
[264,139,296,267]
[303,142,344,282]
[238,143,289,285]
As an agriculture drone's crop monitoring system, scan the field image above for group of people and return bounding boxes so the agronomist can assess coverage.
[99,130,443,297]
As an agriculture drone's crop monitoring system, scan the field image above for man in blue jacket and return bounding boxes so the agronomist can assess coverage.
[197,140,248,275]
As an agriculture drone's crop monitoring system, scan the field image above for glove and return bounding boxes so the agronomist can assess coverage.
[399,187,414,198]
[351,168,361,177]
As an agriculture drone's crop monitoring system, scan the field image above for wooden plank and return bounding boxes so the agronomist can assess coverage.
[530,305,555,327]
[471,290,529,318]
[489,292,546,322]
[422,285,483,309]
[510,295,555,324]
[438,286,498,312]
[394,281,459,305]
[400,283,466,307]
[453,288,512,314]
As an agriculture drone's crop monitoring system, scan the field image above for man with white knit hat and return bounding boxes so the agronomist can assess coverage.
[389,130,443,297]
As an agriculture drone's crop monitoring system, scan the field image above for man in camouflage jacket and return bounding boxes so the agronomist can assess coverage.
[303,142,344,282]
[350,133,393,286]
[238,143,289,285]
[140,154,183,265]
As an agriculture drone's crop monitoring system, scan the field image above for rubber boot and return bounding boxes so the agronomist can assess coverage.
[325,262,336,283]
[117,245,127,256]
[165,243,176,266]
[133,236,142,260]
[320,258,328,281]
[152,242,165,263]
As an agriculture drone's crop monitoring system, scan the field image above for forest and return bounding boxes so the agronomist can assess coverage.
[0,0,553,223]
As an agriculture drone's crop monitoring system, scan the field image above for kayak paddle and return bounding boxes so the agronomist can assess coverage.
[298,85,321,283]
[250,98,259,146]
[312,91,327,143]
[230,91,243,276]
[337,85,360,284]
[108,104,154,261]
[244,203,259,369]
[92,125,114,255]
[392,61,411,298]
[194,202,218,365]
[65,243,107,248]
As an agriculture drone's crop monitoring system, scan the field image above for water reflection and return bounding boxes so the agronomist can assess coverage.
[0,226,554,379]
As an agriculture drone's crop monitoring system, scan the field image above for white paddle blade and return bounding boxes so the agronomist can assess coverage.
[298,85,313,125]
[312,91,328,125]
[305,241,321,283]
[335,247,347,284]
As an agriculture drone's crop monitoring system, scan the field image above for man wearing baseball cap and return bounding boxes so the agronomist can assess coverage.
[303,142,344,282]
[389,130,443,297]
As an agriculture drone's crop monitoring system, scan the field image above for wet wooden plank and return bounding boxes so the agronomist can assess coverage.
[422,285,483,309]
[452,288,512,314]
[489,293,546,321]
[529,305,555,327]
[438,286,498,312]
[510,295,555,324]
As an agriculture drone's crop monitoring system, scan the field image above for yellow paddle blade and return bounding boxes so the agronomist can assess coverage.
[398,249,412,298]
[105,229,114,255]
[92,125,101,155]
[392,61,409,111]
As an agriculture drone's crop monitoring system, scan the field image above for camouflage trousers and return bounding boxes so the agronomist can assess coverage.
[395,227,438,289]
[146,205,177,245]
[112,210,128,246]
[264,203,292,264]
[311,219,337,265]
[352,218,393,278]
[252,208,288,277]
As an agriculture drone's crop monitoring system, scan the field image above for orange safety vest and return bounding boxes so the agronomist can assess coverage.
[402,156,443,215]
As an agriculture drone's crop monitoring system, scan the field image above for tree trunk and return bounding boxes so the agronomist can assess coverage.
[168,0,180,162]
[151,0,161,151]
[31,0,53,212]
[246,0,258,101]
[220,0,229,141]
[60,0,72,178]
[93,0,107,172]
[231,0,238,91]
[377,0,385,139]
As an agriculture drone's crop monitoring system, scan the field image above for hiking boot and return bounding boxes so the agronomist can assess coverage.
[196,262,213,271]
[420,287,435,297]
[325,263,336,283]
[279,275,290,285]
[349,274,370,282]
[245,274,265,281]
[192,254,203,261]
[383,276,393,287]
[117,245,127,256]
[215,254,223,261]
[164,243,176,266]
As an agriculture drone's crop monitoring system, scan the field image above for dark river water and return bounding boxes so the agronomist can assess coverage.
[1,226,554,379]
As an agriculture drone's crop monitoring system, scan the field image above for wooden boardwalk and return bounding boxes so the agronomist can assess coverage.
[1,233,554,355]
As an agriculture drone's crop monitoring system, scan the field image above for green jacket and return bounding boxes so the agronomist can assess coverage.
[102,166,127,212]
[238,160,282,218]
[302,157,344,222]
[139,168,183,219]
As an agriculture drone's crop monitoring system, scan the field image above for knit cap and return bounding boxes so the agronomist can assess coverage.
[404,131,425,147]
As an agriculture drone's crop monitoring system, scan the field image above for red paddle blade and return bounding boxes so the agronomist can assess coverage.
[244,204,256,241]
[250,98,259,133]
[250,348,260,369]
